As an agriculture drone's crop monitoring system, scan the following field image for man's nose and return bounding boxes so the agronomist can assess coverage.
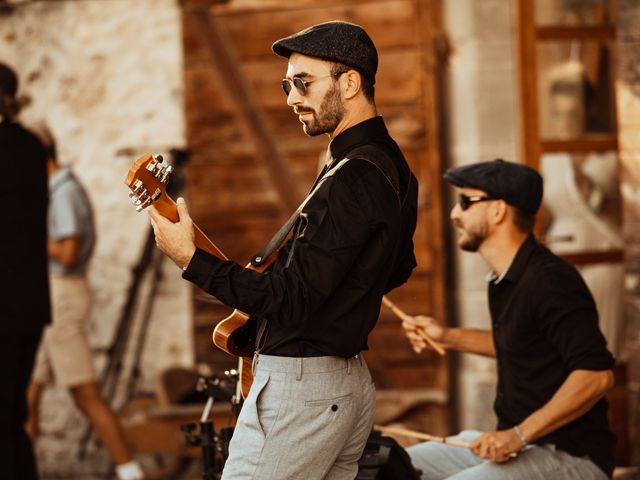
[450,202,461,220]
[286,86,303,107]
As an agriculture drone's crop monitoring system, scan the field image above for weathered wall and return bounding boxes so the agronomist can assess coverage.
[442,0,520,431]
[616,0,640,464]
[0,0,191,476]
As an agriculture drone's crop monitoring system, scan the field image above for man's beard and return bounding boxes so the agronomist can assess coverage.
[300,82,345,136]
[456,221,488,252]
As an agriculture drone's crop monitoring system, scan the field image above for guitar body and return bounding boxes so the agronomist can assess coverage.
[213,310,256,357]
[213,304,258,400]
[125,153,275,399]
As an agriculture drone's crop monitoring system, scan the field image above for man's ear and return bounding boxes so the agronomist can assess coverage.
[490,200,509,225]
[342,70,361,100]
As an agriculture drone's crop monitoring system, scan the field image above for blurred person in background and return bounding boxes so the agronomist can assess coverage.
[25,127,144,480]
[0,61,50,480]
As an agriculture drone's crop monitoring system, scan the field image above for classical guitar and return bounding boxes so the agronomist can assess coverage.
[124,153,276,398]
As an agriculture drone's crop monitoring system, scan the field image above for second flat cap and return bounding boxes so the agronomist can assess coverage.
[444,159,543,215]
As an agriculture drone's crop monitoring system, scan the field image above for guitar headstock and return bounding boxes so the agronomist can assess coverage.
[124,153,173,212]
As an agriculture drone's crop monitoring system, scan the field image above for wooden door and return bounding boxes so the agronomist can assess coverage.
[181,0,448,411]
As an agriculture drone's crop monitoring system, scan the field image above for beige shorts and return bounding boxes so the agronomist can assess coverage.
[32,274,96,387]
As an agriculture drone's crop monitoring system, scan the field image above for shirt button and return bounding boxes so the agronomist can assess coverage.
[331,405,338,412]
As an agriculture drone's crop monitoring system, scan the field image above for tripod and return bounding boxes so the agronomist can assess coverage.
[181,370,241,479]
[77,149,189,463]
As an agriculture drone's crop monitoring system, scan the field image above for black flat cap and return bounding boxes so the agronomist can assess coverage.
[0,62,18,98]
[444,159,543,215]
[272,20,378,84]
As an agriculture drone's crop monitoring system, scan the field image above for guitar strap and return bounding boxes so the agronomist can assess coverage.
[250,155,351,267]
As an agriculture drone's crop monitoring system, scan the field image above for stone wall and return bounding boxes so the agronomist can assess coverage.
[442,0,520,431]
[616,0,640,464]
[0,0,192,476]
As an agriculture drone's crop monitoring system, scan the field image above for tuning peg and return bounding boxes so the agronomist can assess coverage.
[132,179,146,194]
[159,165,173,184]
[137,196,153,212]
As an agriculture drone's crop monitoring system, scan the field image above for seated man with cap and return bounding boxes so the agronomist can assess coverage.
[147,20,418,479]
[403,159,615,479]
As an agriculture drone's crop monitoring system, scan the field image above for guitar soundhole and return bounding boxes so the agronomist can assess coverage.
[229,317,257,357]
[233,325,254,349]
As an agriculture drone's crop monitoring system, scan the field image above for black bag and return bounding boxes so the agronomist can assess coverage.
[357,431,422,479]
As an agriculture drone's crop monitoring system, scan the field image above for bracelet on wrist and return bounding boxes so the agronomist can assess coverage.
[513,425,528,448]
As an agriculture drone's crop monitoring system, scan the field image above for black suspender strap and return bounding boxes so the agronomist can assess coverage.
[250,156,351,267]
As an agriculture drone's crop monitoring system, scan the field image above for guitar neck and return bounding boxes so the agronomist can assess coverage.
[154,194,228,261]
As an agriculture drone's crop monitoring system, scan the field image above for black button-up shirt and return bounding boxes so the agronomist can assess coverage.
[184,116,418,358]
[490,235,615,477]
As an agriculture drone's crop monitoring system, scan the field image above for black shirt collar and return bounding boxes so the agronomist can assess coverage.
[500,234,538,283]
[328,116,388,161]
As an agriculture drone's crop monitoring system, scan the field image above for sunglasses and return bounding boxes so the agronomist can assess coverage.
[458,193,497,210]
[281,71,347,97]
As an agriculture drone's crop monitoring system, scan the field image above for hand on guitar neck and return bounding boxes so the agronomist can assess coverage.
[124,153,276,399]
[147,198,196,270]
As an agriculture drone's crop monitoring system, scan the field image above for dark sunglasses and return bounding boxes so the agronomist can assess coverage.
[458,193,497,210]
[281,71,347,97]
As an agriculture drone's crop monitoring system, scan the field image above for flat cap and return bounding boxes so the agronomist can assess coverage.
[272,20,378,84]
[444,159,543,215]
[0,62,18,98]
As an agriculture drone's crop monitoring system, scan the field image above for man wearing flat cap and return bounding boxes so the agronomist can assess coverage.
[403,159,615,479]
[148,20,418,479]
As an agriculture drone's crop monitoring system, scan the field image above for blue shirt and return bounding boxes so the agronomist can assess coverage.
[48,167,95,275]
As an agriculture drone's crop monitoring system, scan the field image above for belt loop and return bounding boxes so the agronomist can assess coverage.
[347,357,352,375]
[296,358,303,381]
[252,352,259,374]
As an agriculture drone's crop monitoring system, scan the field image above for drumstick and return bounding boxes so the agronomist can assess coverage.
[374,425,470,448]
[382,296,446,356]
[375,425,518,458]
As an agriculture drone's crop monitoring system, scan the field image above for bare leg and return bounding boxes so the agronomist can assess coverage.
[25,380,44,439]
[70,381,132,465]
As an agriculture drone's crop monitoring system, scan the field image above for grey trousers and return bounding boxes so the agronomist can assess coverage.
[222,353,376,480]
[407,430,608,480]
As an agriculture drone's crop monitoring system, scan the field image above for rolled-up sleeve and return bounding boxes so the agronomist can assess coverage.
[536,267,615,372]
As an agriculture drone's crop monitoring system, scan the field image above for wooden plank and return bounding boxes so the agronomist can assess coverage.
[540,135,618,153]
[417,0,447,344]
[212,0,412,16]
[214,0,420,60]
[188,105,429,159]
[237,49,424,110]
[536,25,616,42]
[515,0,541,170]
[187,8,306,211]
[560,249,624,265]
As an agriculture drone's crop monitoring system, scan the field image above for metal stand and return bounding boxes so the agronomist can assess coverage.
[181,397,219,480]
[77,149,189,462]
[181,370,240,480]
